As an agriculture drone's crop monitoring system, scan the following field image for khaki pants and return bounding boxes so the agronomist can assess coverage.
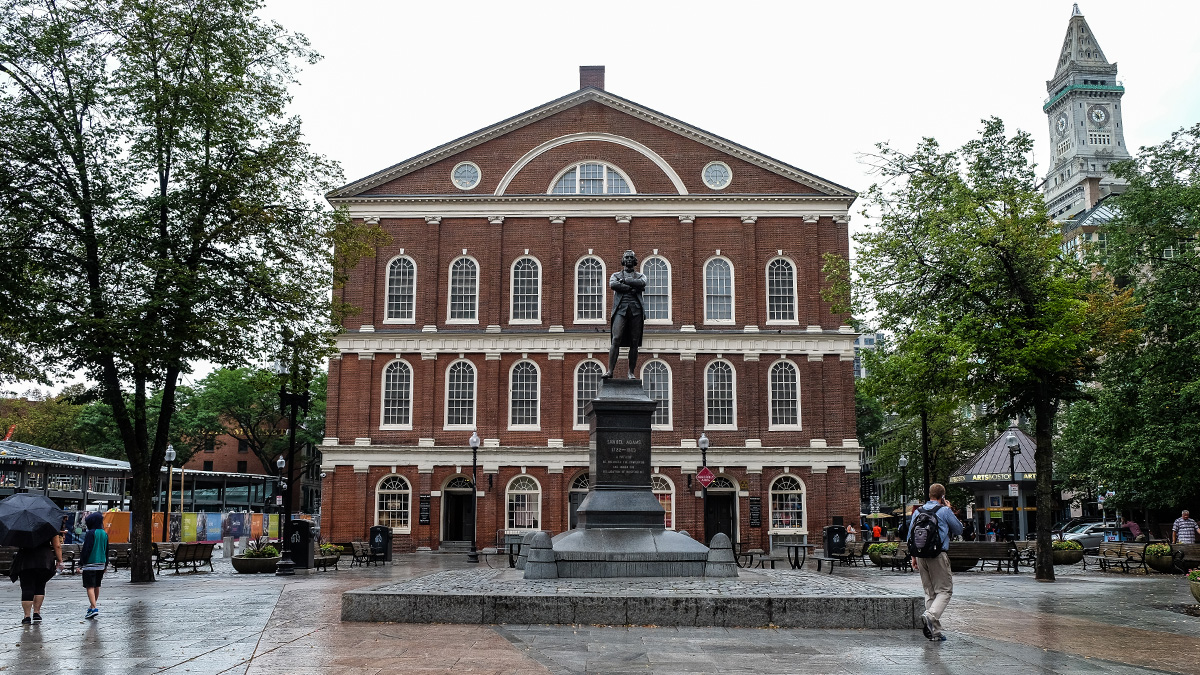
[916,551,953,635]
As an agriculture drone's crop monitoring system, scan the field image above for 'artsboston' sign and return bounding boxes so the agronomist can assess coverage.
[949,472,1037,484]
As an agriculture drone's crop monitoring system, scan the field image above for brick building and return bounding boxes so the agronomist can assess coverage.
[319,67,861,553]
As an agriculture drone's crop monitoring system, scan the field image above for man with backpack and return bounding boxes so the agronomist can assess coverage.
[908,483,963,642]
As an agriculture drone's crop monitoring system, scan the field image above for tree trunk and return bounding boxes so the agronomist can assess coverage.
[1034,388,1056,582]
[128,468,157,582]
[920,407,931,495]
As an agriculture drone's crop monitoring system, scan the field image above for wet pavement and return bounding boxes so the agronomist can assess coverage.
[0,553,1196,674]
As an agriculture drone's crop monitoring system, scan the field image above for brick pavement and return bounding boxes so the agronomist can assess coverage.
[0,554,1195,674]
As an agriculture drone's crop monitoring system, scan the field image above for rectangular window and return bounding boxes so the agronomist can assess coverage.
[1088,132,1110,146]
[511,259,540,322]
[579,163,604,194]
[642,258,670,321]
[575,259,605,321]
[204,437,215,453]
[203,461,214,472]
[238,439,249,454]
[237,461,248,474]
[449,259,478,321]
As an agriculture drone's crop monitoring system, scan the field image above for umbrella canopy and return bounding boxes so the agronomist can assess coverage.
[0,493,67,548]
[864,512,894,519]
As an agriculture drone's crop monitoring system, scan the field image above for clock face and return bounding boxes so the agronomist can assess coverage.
[702,161,732,190]
[451,162,480,190]
[1056,114,1069,134]
[1088,106,1108,126]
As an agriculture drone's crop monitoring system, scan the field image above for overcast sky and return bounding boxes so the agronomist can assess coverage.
[20,1,1200,396]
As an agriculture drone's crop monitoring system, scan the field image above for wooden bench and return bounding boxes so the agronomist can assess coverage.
[153,542,180,571]
[880,543,913,571]
[1171,543,1200,573]
[0,546,16,575]
[947,541,1017,573]
[1086,542,1146,573]
[350,541,384,567]
[166,542,215,573]
[106,543,132,571]
[830,542,866,567]
[60,544,81,574]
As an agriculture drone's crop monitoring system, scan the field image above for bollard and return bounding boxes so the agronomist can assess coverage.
[705,532,739,577]
[523,531,558,579]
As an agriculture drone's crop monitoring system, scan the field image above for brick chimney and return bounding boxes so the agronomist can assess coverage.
[579,65,605,90]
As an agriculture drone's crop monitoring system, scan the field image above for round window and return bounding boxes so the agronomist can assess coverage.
[451,161,481,190]
[702,161,732,190]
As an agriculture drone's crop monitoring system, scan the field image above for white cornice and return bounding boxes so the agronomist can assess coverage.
[337,330,857,358]
[328,89,857,200]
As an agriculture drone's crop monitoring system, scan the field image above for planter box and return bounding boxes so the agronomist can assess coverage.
[1051,549,1083,566]
[1191,580,1200,604]
[1146,554,1175,574]
[232,555,281,574]
[314,554,339,570]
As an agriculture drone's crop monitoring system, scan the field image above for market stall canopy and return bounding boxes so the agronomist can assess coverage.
[864,512,894,519]
[948,426,1046,486]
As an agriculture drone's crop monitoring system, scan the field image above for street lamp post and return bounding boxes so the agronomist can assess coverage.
[898,454,908,517]
[275,453,293,575]
[1006,429,1021,541]
[699,433,709,542]
[165,445,176,540]
[468,432,480,564]
[274,343,310,577]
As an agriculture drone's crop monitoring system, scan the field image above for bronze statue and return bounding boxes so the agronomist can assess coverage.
[606,250,646,379]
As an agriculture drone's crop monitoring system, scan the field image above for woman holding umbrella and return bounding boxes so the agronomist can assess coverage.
[1,493,66,625]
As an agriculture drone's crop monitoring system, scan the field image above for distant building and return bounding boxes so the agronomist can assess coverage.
[852,333,882,380]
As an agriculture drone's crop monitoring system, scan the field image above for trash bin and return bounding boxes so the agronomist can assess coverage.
[823,525,847,556]
[369,525,393,562]
[290,519,316,569]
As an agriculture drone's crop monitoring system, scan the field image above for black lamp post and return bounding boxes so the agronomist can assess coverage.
[699,432,709,542]
[898,454,908,516]
[1006,429,1021,541]
[274,344,310,577]
[468,431,480,564]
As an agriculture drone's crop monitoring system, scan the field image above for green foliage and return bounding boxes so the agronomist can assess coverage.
[866,543,898,555]
[240,537,279,559]
[0,390,85,452]
[1145,543,1171,557]
[1058,124,1200,512]
[1051,539,1082,551]
[1187,568,1200,583]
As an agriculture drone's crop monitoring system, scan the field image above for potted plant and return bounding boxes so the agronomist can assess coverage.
[1144,543,1174,573]
[1188,569,1200,603]
[232,537,281,574]
[315,542,342,570]
[867,542,897,567]
[1051,539,1084,565]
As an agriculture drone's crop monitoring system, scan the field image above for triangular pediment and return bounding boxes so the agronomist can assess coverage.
[329,88,855,199]
[1052,5,1114,81]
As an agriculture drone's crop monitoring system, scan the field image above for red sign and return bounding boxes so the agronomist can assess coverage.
[2,425,14,442]
[697,467,715,488]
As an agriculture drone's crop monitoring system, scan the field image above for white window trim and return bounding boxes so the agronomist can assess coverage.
[701,161,733,190]
[702,255,736,325]
[768,474,807,535]
[703,358,738,430]
[651,474,676,530]
[382,255,417,325]
[374,474,413,535]
[446,255,480,325]
[451,160,482,190]
[767,358,802,431]
[507,359,541,431]
[573,359,606,430]
[509,255,543,324]
[379,358,415,430]
[573,255,607,324]
[641,359,673,431]
[641,255,672,325]
[443,359,477,430]
[546,161,638,195]
[505,474,542,532]
[764,256,799,326]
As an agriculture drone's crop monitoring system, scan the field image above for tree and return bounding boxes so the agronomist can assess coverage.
[838,118,1137,580]
[0,0,381,581]
[0,386,86,452]
[189,367,287,476]
[1058,124,1200,515]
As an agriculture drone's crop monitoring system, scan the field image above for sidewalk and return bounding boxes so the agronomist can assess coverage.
[0,554,1194,674]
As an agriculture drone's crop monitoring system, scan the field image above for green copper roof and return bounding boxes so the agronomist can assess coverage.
[1043,83,1125,111]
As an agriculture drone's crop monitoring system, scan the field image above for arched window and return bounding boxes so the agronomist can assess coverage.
[569,472,590,529]
[704,258,734,323]
[641,360,671,428]
[448,257,478,322]
[770,475,805,532]
[376,475,411,531]
[509,360,540,429]
[507,475,541,530]
[705,360,736,428]
[381,360,413,428]
[550,162,633,195]
[652,474,675,529]
[641,257,670,322]
[575,361,604,428]
[575,256,606,322]
[445,360,476,428]
[445,476,474,490]
[766,258,797,323]
[511,257,541,322]
[769,360,800,429]
[385,256,416,323]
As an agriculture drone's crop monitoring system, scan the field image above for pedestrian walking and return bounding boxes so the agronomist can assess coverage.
[1173,510,1199,544]
[908,483,963,642]
[963,519,976,542]
[79,512,108,619]
[872,523,882,541]
[8,533,63,625]
[846,523,857,543]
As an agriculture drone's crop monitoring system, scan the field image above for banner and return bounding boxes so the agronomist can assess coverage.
[267,514,279,539]
[168,513,182,542]
[102,511,131,544]
[152,513,164,542]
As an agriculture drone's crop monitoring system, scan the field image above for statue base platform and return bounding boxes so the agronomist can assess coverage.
[550,528,711,578]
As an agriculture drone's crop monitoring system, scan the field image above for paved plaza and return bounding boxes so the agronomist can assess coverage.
[0,554,1197,674]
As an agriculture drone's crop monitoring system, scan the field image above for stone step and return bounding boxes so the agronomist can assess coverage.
[437,541,472,553]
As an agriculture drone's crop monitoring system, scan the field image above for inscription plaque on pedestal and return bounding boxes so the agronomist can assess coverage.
[594,430,651,487]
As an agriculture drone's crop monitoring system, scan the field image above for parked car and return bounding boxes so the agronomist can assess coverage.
[1061,522,1133,552]
[1053,516,1103,534]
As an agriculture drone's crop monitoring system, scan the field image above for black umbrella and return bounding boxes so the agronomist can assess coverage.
[0,493,67,548]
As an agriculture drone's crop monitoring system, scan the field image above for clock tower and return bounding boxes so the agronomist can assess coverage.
[1042,4,1130,222]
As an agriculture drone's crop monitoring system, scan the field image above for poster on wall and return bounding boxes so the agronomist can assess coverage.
[205,513,222,542]
[989,495,1002,508]
[224,512,246,538]
[267,514,279,539]
[249,513,263,538]
[168,513,182,543]
[152,513,164,542]
[181,513,197,542]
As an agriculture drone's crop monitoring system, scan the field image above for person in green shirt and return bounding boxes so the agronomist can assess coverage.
[79,512,108,619]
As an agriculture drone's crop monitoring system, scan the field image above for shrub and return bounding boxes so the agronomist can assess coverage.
[240,537,280,559]
[1145,543,1171,557]
[1187,569,1200,583]
[1051,539,1083,551]
[867,543,899,555]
